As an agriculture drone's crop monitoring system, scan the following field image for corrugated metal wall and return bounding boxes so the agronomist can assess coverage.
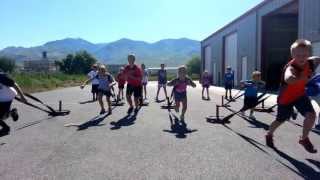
[201,0,298,86]
[299,0,320,42]
[201,12,257,85]
[201,0,320,86]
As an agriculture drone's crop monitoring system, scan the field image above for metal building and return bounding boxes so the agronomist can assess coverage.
[201,0,320,90]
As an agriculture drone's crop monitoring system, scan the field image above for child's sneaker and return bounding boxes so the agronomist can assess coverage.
[127,107,134,114]
[10,108,19,121]
[134,107,140,114]
[100,109,106,115]
[299,137,317,153]
[265,134,275,148]
[249,114,256,120]
[291,111,298,120]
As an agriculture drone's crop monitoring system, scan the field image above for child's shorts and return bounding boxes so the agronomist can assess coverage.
[276,95,315,122]
[118,84,125,89]
[98,89,112,97]
[174,91,187,102]
[244,96,258,109]
[91,84,99,93]
[126,84,142,98]
[202,84,210,88]
[225,83,233,90]
[0,101,12,119]
[158,83,166,88]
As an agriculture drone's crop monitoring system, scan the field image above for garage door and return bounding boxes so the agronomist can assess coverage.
[204,45,212,74]
[224,33,238,85]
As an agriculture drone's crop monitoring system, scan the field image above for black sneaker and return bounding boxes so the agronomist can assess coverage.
[134,107,140,114]
[266,134,275,148]
[10,108,19,121]
[127,107,134,114]
[291,112,298,120]
[100,109,106,115]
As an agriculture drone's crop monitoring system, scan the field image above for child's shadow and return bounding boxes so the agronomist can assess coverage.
[273,148,320,180]
[163,113,197,139]
[79,100,96,104]
[77,113,111,131]
[109,109,140,130]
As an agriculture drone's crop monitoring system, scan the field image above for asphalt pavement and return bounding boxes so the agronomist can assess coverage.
[0,82,319,180]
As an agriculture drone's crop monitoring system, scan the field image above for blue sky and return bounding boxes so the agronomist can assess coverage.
[0,0,263,49]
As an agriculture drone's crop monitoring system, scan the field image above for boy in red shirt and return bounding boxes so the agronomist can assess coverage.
[116,67,126,101]
[123,54,143,114]
[266,39,320,153]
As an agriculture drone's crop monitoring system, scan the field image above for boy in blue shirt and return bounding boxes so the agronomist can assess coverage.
[224,66,234,99]
[240,71,265,120]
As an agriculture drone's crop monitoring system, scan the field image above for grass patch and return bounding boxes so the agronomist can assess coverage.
[11,72,87,93]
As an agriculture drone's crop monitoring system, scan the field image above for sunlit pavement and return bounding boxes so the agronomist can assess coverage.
[1,82,319,180]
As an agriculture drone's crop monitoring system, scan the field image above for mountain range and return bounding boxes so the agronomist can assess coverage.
[0,38,200,66]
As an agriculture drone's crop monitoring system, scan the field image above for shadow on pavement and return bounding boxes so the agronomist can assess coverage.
[77,113,111,131]
[109,108,140,130]
[221,124,307,179]
[288,121,320,136]
[206,106,270,130]
[15,117,55,131]
[274,149,320,180]
[79,100,96,105]
[307,159,320,170]
[245,117,270,130]
[163,112,197,139]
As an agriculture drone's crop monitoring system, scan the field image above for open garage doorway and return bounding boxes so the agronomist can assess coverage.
[261,1,298,90]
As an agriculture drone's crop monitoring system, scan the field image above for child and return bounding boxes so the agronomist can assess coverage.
[81,65,115,115]
[266,39,320,153]
[156,64,168,101]
[201,70,211,100]
[87,64,99,101]
[116,67,126,101]
[224,66,234,100]
[123,54,143,114]
[0,71,27,136]
[141,63,149,100]
[167,65,196,122]
[240,71,265,120]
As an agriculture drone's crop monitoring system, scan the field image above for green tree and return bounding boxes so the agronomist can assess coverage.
[56,51,97,74]
[186,56,200,75]
[0,56,16,73]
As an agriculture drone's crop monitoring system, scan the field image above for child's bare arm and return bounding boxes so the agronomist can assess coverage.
[167,79,176,86]
[81,78,93,89]
[284,66,307,84]
[187,77,196,87]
